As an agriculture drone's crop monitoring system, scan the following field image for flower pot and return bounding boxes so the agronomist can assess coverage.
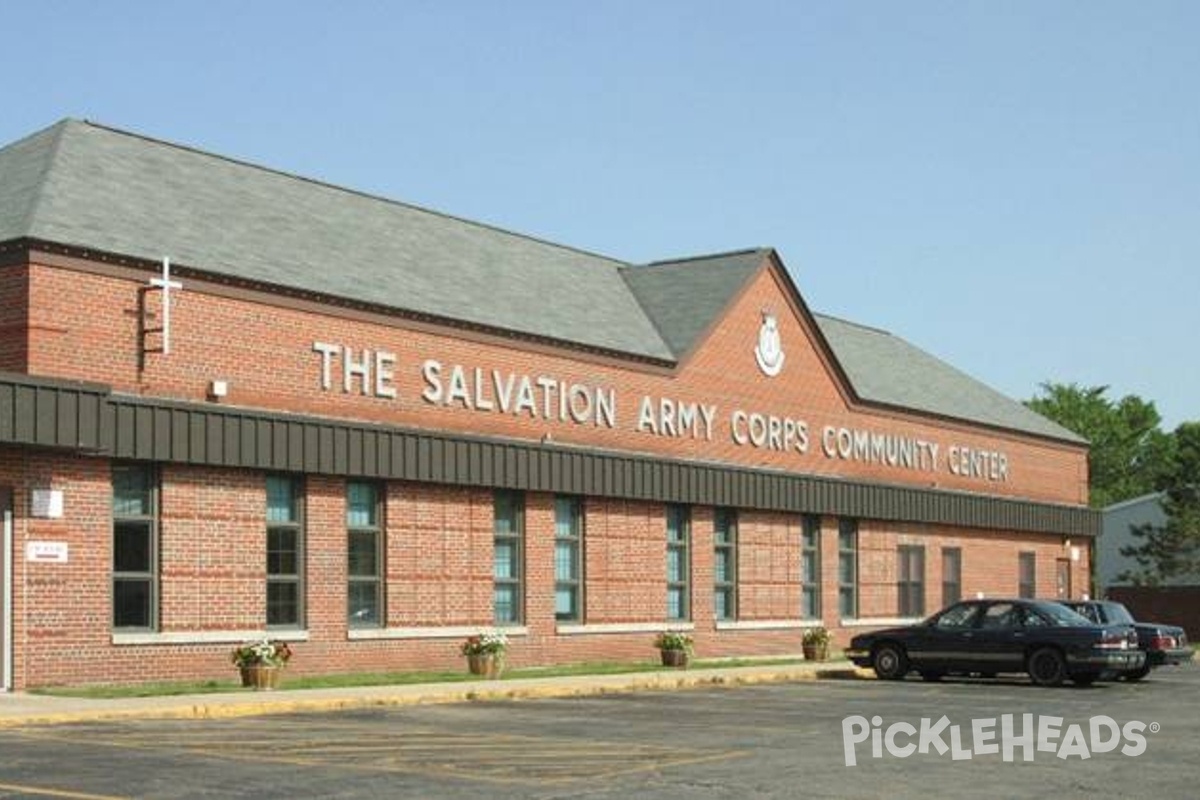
[803,642,829,662]
[467,653,503,679]
[241,664,281,690]
[660,649,689,668]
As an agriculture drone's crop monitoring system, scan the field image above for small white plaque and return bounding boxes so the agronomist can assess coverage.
[31,489,64,519]
[27,541,69,563]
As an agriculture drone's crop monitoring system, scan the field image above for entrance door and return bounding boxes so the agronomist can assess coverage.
[1056,558,1071,599]
[1,487,10,691]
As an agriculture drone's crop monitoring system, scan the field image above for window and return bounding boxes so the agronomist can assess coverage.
[1018,552,1036,599]
[494,491,524,625]
[980,602,1019,629]
[942,547,962,606]
[554,496,583,622]
[666,505,691,621]
[347,482,383,627]
[266,475,303,628]
[113,464,158,629]
[713,508,737,621]
[801,515,821,620]
[837,519,858,619]
[934,603,980,629]
[897,545,925,618]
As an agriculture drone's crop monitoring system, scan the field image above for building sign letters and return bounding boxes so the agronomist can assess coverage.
[311,341,1010,483]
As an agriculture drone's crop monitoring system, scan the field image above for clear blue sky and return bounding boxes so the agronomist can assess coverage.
[4,2,1197,428]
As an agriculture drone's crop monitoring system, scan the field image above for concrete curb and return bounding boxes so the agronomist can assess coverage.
[0,664,874,728]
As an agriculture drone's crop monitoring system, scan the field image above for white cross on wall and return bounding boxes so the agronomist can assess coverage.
[148,257,183,355]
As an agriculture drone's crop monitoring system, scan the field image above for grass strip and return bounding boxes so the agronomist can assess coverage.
[34,656,826,699]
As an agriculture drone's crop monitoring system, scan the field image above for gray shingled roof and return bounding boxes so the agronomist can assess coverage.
[0,120,674,360]
[814,314,1086,443]
[621,249,768,358]
[0,119,1083,444]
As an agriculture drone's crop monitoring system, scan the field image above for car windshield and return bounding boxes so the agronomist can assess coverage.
[1103,603,1136,624]
[1035,602,1095,626]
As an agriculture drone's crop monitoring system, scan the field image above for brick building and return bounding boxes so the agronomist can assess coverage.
[0,120,1096,689]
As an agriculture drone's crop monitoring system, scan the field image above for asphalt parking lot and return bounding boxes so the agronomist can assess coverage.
[0,665,1195,799]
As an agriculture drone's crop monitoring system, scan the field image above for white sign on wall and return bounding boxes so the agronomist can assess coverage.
[26,541,69,563]
[30,489,63,519]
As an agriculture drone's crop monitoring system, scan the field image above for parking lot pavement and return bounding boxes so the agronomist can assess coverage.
[0,665,1195,799]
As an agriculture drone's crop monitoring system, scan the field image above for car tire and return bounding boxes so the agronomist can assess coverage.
[872,644,909,680]
[1028,647,1066,687]
[1071,673,1098,687]
[919,671,944,682]
[1124,663,1152,682]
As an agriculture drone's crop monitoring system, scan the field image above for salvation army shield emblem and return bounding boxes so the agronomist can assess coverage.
[754,311,785,377]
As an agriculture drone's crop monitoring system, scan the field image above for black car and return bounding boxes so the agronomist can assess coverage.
[845,598,1145,687]
[1058,599,1193,681]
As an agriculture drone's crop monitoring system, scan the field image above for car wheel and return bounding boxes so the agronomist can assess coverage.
[1028,647,1066,687]
[919,671,944,682]
[1071,673,1098,687]
[872,644,909,680]
[1124,663,1152,682]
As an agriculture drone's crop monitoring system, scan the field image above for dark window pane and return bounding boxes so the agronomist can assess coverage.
[267,581,299,626]
[668,587,685,620]
[555,541,576,580]
[494,541,516,579]
[113,579,151,627]
[268,529,298,575]
[839,587,855,618]
[113,521,151,572]
[348,530,378,577]
[555,587,577,619]
[112,467,151,516]
[495,492,520,535]
[714,550,731,583]
[347,483,377,527]
[348,583,379,625]
[266,476,297,523]
[495,586,518,623]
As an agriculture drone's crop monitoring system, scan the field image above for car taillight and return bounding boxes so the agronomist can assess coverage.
[1149,634,1177,650]
[1097,630,1129,650]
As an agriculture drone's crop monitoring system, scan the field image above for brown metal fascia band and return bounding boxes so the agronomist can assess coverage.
[0,371,109,451]
[94,393,1098,538]
[0,372,1097,538]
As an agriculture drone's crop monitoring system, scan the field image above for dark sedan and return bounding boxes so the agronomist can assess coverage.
[1059,599,1193,681]
[845,598,1145,687]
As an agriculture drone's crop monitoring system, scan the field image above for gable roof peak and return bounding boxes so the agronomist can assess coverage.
[640,246,771,269]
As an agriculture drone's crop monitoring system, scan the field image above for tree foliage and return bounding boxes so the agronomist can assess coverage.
[1118,422,1200,586]
[1025,382,1175,509]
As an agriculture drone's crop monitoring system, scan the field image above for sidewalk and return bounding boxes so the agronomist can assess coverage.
[0,660,868,727]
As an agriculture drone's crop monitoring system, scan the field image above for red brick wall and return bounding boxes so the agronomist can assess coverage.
[736,511,802,620]
[21,256,1089,507]
[0,263,28,371]
[580,498,665,624]
[0,251,1097,687]
[0,452,1092,687]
